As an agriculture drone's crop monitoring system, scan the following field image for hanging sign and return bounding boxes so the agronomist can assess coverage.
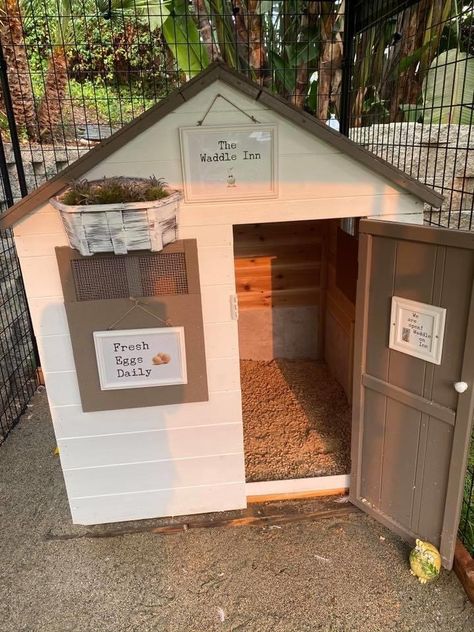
[389,296,446,364]
[93,327,187,390]
[179,125,277,202]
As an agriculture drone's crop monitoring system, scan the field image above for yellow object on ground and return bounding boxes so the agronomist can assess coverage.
[409,539,441,584]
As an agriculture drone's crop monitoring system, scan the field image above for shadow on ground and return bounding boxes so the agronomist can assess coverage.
[0,390,473,632]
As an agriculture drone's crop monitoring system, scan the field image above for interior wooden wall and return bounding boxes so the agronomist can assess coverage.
[324,220,357,402]
[233,220,326,360]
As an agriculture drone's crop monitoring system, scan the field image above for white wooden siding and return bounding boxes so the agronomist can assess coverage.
[70,482,245,524]
[85,80,422,223]
[64,453,244,498]
[13,77,424,525]
[58,423,244,469]
[14,209,246,524]
[52,391,243,438]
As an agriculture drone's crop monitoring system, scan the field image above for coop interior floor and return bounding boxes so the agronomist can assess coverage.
[241,359,352,483]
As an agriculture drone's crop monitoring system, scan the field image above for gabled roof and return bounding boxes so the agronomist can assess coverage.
[0,62,443,230]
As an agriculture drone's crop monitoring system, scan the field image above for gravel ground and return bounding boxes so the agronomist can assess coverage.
[242,360,352,482]
[0,390,473,632]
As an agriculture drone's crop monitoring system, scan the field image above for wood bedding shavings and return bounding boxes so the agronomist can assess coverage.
[241,359,351,482]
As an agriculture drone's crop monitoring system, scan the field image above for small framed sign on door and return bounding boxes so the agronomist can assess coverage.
[389,296,446,365]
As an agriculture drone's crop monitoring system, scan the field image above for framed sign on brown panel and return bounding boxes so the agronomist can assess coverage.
[55,240,209,412]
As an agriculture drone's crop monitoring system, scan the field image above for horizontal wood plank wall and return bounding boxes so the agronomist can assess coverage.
[233,220,324,360]
[12,79,422,525]
[325,220,357,401]
[234,221,323,309]
[14,205,247,525]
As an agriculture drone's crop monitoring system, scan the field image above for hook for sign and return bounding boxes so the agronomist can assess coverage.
[107,297,172,331]
[197,94,260,126]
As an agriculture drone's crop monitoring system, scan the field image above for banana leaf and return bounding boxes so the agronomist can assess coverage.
[422,49,474,124]
[399,103,424,123]
[162,0,209,77]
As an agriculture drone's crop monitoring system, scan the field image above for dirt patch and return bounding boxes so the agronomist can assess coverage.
[241,359,352,482]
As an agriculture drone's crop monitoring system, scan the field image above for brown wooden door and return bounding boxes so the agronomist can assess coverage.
[350,219,474,569]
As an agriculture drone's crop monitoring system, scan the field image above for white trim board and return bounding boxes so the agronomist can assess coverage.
[245,474,350,498]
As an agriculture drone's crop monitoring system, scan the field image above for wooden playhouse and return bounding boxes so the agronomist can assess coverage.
[2,64,474,570]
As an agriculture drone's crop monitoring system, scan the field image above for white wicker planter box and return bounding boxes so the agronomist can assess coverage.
[50,191,181,256]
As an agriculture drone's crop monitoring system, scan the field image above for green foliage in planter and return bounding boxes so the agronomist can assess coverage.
[60,177,170,206]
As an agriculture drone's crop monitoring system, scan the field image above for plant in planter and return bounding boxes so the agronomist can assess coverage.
[51,177,181,256]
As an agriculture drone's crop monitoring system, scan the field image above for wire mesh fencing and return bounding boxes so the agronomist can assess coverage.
[0,0,473,551]
[459,436,474,556]
[0,1,345,206]
[348,0,473,230]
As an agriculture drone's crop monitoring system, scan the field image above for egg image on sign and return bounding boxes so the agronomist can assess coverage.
[152,352,171,366]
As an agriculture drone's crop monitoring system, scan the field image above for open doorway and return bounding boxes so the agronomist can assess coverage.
[233,219,358,490]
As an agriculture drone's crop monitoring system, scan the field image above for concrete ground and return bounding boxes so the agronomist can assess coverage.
[1,391,473,632]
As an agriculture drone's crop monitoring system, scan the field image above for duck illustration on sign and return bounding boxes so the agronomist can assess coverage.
[227,169,236,187]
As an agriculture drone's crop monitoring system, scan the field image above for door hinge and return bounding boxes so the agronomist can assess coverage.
[230,294,239,320]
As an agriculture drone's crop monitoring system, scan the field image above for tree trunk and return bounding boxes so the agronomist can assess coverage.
[290,2,324,108]
[235,1,267,84]
[246,0,266,84]
[386,0,450,121]
[192,0,222,62]
[0,0,38,139]
[37,46,68,142]
[316,2,343,121]
[351,29,371,128]
[387,1,430,121]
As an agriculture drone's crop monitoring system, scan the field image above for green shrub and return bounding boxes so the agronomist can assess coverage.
[23,1,174,98]
[60,176,170,205]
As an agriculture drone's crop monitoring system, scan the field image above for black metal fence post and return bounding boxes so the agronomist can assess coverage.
[0,39,28,199]
[0,131,14,208]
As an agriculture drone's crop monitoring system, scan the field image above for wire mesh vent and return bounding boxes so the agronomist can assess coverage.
[71,252,188,301]
[139,252,188,296]
[72,258,128,301]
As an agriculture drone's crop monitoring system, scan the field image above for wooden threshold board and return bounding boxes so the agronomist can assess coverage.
[45,496,357,542]
[246,474,350,504]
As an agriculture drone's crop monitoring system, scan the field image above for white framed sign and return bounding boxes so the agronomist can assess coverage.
[93,327,187,390]
[179,125,277,202]
[389,296,446,365]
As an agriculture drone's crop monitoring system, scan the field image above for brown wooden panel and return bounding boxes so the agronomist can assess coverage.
[236,264,320,294]
[415,417,454,545]
[234,221,323,312]
[379,399,421,527]
[362,374,455,426]
[64,295,208,412]
[359,388,386,506]
[365,237,396,381]
[360,218,474,249]
[234,243,323,260]
[352,220,474,570]
[56,240,208,412]
[388,240,438,397]
[324,311,351,398]
[433,247,474,410]
[237,287,320,309]
[336,227,358,304]
[233,220,323,250]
